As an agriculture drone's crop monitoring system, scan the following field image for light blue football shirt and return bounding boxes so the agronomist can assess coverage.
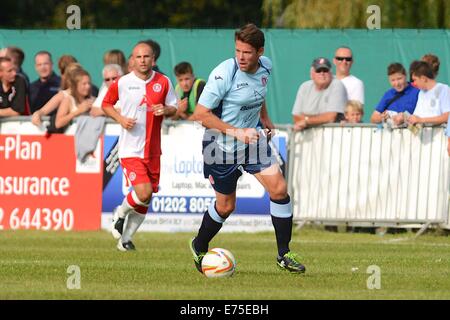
[446,112,450,137]
[198,56,272,152]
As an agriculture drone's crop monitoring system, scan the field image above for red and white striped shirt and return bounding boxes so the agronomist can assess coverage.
[103,71,177,159]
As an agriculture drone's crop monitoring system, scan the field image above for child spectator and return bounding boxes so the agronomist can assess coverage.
[370,63,419,126]
[408,61,450,126]
[421,53,440,79]
[172,62,205,120]
[342,100,364,123]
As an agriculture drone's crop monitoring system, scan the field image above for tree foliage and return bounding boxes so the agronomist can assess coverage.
[0,0,263,29]
[262,0,450,28]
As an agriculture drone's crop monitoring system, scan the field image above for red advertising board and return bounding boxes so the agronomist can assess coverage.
[0,134,103,231]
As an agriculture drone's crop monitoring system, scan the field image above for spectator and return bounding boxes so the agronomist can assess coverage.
[421,53,440,79]
[58,54,98,96]
[447,115,450,156]
[408,61,450,126]
[143,39,163,74]
[333,46,364,105]
[103,49,127,75]
[127,53,134,73]
[292,57,347,131]
[342,100,364,124]
[58,55,78,89]
[91,64,123,116]
[172,62,206,120]
[6,46,30,89]
[0,57,28,117]
[370,63,419,125]
[29,51,61,114]
[31,62,83,127]
[55,68,94,129]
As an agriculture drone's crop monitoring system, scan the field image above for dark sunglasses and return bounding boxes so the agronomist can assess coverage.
[335,56,353,62]
[104,76,118,82]
[315,68,330,73]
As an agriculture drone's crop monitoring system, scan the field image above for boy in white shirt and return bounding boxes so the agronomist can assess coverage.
[408,61,450,126]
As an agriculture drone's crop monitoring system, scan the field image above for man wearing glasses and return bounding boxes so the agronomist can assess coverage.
[92,64,124,114]
[333,46,364,105]
[292,57,348,131]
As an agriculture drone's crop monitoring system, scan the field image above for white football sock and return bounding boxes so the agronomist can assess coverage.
[121,211,146,243]
[117,191,138,219]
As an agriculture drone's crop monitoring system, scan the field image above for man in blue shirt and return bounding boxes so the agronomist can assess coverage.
[189,24,305,274]
[29,51,61,114]
[370,63,419,124]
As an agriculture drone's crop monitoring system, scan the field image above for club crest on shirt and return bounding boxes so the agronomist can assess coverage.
[261,76,268,86]
[153,83,162,93]
[129,172,136,182]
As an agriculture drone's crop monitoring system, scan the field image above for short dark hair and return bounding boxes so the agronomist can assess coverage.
[410,60,435,79]
[387,63,406,76]
[7,46,25,66]
[143,39,161,61]
[174,62,193,76]
[35,50,52,61]
[235,23,265,51]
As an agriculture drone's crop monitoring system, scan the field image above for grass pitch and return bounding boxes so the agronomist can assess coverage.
[1,227,450,300]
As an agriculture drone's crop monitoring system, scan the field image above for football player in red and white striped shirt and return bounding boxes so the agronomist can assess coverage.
[102,41,177,251]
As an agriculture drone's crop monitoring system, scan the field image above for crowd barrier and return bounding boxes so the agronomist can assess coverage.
[0,117,287,232]
[1,118,449,232]
[289,123,450,230]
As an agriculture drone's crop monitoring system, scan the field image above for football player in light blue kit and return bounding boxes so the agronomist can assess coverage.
[189,24,306,274]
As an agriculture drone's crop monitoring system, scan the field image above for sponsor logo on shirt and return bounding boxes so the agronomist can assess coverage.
[128,86,140,90]
[237,82,248,89]
[139,95,150,106]
[240,103,262,111]
[215,75,223,80]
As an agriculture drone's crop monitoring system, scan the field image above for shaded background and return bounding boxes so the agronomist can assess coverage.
[0,0,449,123]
